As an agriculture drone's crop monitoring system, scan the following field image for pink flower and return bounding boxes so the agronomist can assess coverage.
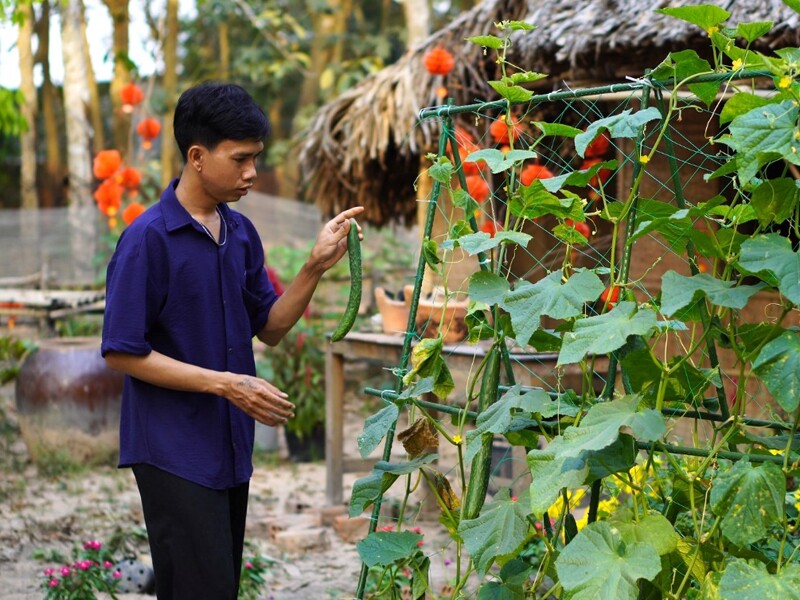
[379,525,394,532]
[103,561,113,569]
[48,579,59,588]
[83,539,102,550]
[43,568,54,576]
[245,562,253,569]
[112,570,122,580]
[410,526,422,534]
[60,566,71,577]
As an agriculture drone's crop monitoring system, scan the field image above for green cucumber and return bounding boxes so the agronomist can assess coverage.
[330,218,361,342]
[462,344,501,520]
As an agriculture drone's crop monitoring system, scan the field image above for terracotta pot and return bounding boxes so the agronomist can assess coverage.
[404,285,469,344]
[374,287,410,335]
[15,337,124,466]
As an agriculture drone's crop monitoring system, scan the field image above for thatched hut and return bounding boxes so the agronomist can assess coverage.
[299,0,800,227]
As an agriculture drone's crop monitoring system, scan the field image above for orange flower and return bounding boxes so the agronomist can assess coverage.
[122,201,146,225]
[520,163,554,186]
[120,83,145,112]
[480,220,502,238]
[93,150,122,180]
[136,117,161,149]
[465,175,490,203]
[584,131,611,158]
[423,48,455,76]
[93,179,124,215]
[118,166,142,190]
[489,114,523,144]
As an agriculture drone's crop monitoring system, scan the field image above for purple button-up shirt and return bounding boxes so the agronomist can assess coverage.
[101,180,278,489]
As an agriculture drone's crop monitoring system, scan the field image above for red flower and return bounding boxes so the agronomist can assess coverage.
[118,166,142,190]
[93,150,122,180]
[465,175,490,203]
[94,179,124,215]
[424,47,455,76]
[120,82,144,110]
[584,131,611,158]
[480,220,502,238]
[136,117,161,149]
[520,163,554,186]
[489,114,523,144]
[122,201,146,225]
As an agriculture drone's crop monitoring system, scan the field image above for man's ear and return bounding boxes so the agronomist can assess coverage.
[187,145,205,173]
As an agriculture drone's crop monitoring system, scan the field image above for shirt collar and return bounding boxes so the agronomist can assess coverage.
[160,178,240,232]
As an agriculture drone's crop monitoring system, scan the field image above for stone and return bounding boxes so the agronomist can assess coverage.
[273,527,330,554]
[332,515,370,544]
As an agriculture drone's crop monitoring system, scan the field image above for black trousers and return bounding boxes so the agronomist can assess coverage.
[132,464,249,600]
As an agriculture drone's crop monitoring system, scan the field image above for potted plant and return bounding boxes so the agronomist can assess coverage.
[257,263,327,462]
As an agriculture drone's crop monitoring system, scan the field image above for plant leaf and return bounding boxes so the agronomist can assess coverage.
[718,100,800,184]
[458,489,530,577]
[469,271,511,306]
[358,403,400,458]
[558,302,658,365]
[502,270,605,348]
[752,330,800,412]
[720,92,773,125]
[650,50,718,106]
[356,531,423,568]
[444,230,532,255]
[402,336,454,399]
[574,108,661,157]
[466,35,504,49]
[660,271,765,317]
[735,21,773,43]
[655,5,731,31]
[428,155,454,184]
[718,559,800,599]
[466,148,537,174]
[555,521,661,600]
[610,512,679,556]
[488,80,534,103]
[540,160,618,193]
[709,460,785,547]
[509,180,584,221]
[750,177,799,227]
[349,455,438,516]
[738,233,800,304]
[533,122,583,138]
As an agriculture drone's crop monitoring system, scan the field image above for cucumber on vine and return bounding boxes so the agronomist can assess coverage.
[330,218,362,342]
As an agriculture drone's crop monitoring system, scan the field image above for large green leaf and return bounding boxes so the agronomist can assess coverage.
[528,435,637,516]
[466,148,538,174]
[503,270,604,347]
[610,512,679,556]
[655,5,730,31]
[718,559,800,599]
[752,330,800,412]
[738,234,800,304]
[718,100,800,184]
[750,177,799,227]
[488,80,534,103]
[709,460,785,547]
[558,302,658,365]
[428,155,454,184]
[357,403,400,458]
[509,180,584,221]
[555,521,661,600]
[443,230,532,255]
[660,271,765,317]
[547,395,665,459]
[622,348,715,405]
[540,160,618,194]
[356,531,423,568]
[458,489,530,576]
[574,108,662,157]
[649,50,718,106]
[720,93,773,125]
[349,455,438,516]
[735,21,774,43]
[469,271,510,306]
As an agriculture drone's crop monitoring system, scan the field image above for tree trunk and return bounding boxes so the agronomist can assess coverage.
[36,0,63,208]
[102,0,132,155]
[81,1,105,153]
[18,0,38,212]
[281,0,343,199]
[218,21,230,80]
[61,0,97,284]
[160,0,179,188]
[401,0,431,48]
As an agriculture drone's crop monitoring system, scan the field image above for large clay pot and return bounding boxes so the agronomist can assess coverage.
[15,337,123,466]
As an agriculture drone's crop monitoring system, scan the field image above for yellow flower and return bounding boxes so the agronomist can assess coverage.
[547,488,587,515]
[639,154,651,165]
[731,58,743,71]
[452,434,462,445]
[706,26,719,36]
[779,75,793,90]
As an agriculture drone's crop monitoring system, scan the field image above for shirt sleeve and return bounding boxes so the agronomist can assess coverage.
[101,226,167,357]
[242,223,278,336]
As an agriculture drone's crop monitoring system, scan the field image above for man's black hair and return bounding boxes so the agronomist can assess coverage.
[173,82,270,161]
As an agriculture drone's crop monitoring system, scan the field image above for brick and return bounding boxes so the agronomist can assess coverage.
[273,527,330,554]
[318,504,347,526]
[332,515,370,544]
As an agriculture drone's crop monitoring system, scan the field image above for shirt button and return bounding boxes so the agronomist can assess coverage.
[228,347,233,353]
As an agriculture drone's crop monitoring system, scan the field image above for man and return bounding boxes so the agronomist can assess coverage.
[101,82,362,599]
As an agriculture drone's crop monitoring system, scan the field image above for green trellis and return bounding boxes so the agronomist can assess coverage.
[352,69,798,598]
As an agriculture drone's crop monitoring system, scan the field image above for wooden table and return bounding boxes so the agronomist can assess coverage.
[325,331,607,506]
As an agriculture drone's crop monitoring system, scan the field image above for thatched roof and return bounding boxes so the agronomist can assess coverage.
[299,0,800,227]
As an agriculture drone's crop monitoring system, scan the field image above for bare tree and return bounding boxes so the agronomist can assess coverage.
[401,0,431,47]
[61,0,97,283]
[160,0,178,187]
[81,0,105,153]
[17,0,37,211]
[101,0,132,154]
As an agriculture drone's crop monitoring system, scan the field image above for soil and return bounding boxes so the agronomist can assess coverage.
[0,360,462,600]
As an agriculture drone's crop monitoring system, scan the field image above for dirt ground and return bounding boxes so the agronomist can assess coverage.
[0,360,463,600]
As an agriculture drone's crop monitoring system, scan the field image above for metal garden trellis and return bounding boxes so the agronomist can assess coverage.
[352,69,797,598]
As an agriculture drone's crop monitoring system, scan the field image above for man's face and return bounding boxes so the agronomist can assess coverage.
[195,138,264,203]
